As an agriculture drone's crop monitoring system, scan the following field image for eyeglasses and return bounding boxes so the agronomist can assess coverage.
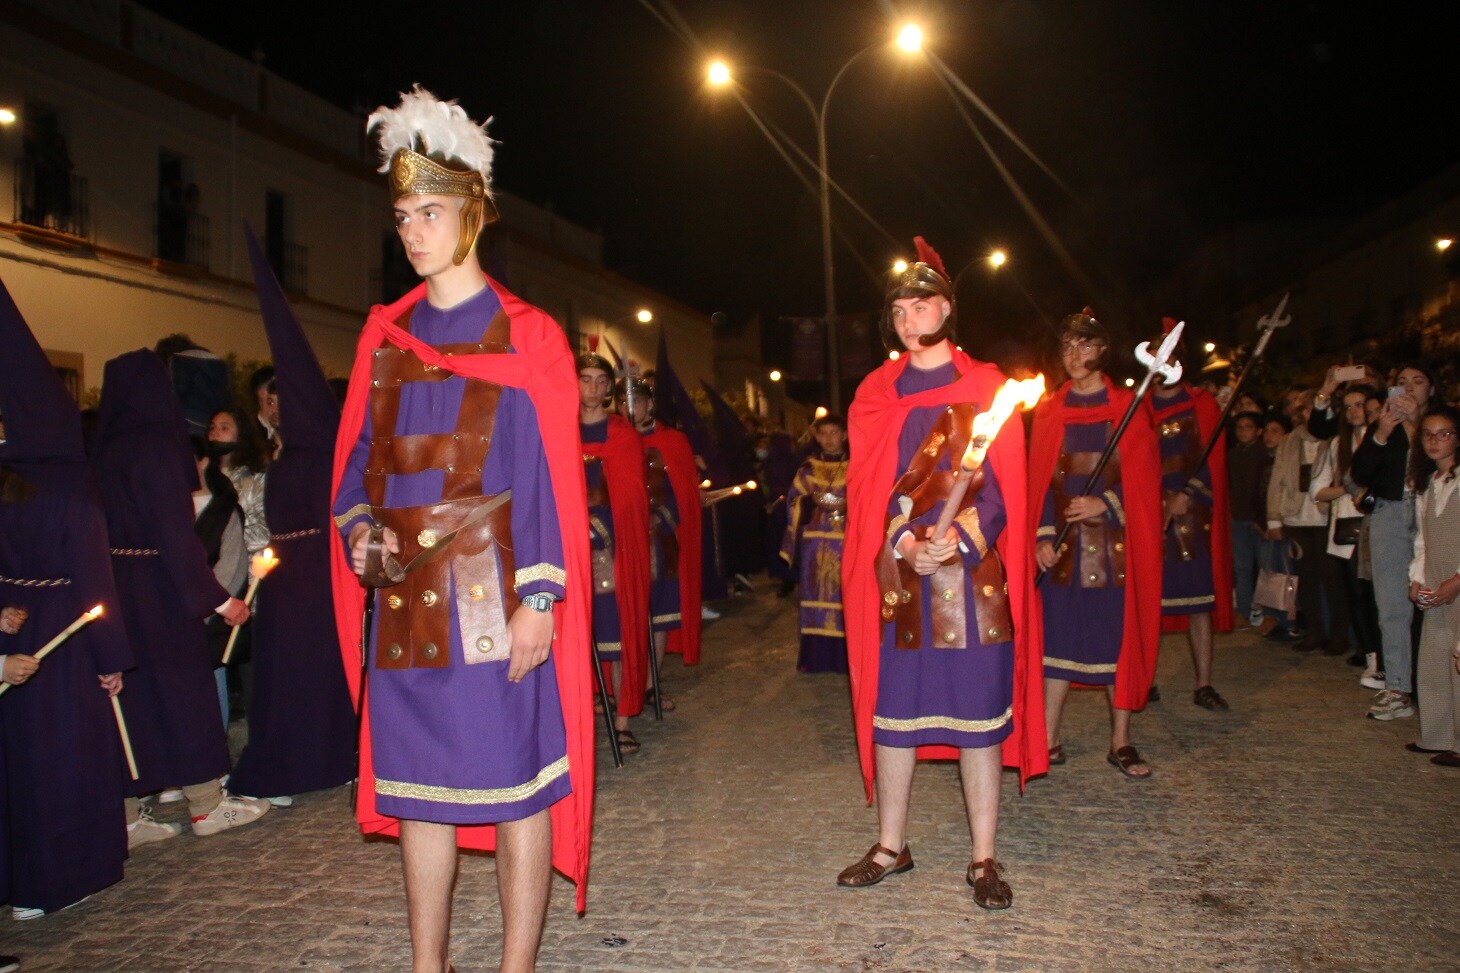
[1421,429,1457,442]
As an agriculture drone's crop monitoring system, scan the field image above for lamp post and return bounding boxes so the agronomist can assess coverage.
[707,24,924,412]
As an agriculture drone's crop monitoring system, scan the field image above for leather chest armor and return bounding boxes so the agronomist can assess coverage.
[645,446,679,581]
[365,309,517,671]
[1048,432,1127,588]
[1159,410,1209,560]
[874,404,1012,650]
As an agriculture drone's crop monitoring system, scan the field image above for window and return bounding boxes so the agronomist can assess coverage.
[15,101,89,238]
[264,190,307,293]
[156,151,208,268]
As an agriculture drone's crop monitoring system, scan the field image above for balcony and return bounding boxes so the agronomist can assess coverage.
[267,239,308,294]
[154,203,211,271]
[12,156,91,241]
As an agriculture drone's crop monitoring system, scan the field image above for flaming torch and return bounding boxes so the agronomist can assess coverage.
[929,375,1045,542]
[221,547,280,665]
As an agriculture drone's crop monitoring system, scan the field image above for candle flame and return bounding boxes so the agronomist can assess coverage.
[87,604,105,619]
[962,374,1046,468]
[250,547,281,580]
[744,480,757,490]
[732,486,743,495]
[700,478,712,489]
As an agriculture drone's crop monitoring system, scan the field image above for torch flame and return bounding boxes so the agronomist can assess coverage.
[87,604,105,619]
[961,374,1046,469]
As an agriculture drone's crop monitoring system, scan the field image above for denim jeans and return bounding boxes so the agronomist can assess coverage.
[1368,497,1417,693]
[1230,520,1262,619]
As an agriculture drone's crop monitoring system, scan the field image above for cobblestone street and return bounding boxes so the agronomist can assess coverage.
[5,585,1455,972]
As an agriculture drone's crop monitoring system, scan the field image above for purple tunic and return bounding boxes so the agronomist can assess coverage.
[333,287,569,825]
[1038,388,1124,685]
[93,350,232,795]
[228,234,356,799]
[1155,388,1215,615]
[874,362,1014,750]
[646,441,682,635]
[582,419,624,659]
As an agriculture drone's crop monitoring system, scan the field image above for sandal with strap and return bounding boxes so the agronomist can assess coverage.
[1047,744,1066,766]
[1192,685,1229,711]
[966,858,1012,910]
[644,688,677,713]
[1107,745,1153,779]
[614,729,640,755]
[836,843,913,888]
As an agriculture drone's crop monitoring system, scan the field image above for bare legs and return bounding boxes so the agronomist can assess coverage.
[401,820,457,973]
[1046,678,1149,777]
[1187,611,1214,689]
[869,743,1000,866]
[399,811,553,973]
[497,810,552,973]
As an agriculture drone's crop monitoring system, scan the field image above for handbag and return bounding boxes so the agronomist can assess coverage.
[1253,540,1301,620]
[1332,516,1363,547]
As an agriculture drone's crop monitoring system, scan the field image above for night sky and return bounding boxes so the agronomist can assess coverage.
[134,0,1453,365]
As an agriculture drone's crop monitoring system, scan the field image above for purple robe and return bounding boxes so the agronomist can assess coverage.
[0,277,132,914]
[781,453,849,674]
[1156,388,1215,614]
[228,232,356,798]
[1038,388,1124,685]
[874,362,1013,750]
[333,286,569,825]
[92,350,232,794]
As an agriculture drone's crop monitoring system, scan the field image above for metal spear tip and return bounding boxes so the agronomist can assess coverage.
[1258,292,1292,331]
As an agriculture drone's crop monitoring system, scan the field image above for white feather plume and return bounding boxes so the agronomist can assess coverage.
[366,85,495,185]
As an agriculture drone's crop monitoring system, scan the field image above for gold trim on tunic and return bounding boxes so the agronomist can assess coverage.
[803,530,846,540]
[651,612,682,625]
[885,513,909,542]
[802,626,846,637]
[596,641,622,653]
[375,755,569,805]
[515,563,567,588]
[589,515,612,545]
[873,706,1012,734]
[1044,656,1118,674]
[1036,525,1058,540]
[334,503,371,527]
[801,600,844,611]
[955,507,988,555]
[1162,594,1215,607]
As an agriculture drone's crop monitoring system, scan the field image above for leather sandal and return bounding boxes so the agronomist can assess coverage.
[614,730,640,755]
[966,858,1012,910]
[836,843,913,888]
[1107,745,1152,779]
[644,688,677,713]
[1047,744,1066,766]
[1192,685,1229,711]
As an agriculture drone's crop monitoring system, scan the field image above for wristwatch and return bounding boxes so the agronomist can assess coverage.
[520,592,555,613]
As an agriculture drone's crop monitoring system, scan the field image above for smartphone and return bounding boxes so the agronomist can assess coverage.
[1388,385,1404,400]
[1335,365,1365,383]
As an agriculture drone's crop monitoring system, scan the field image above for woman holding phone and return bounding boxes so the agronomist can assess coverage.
[1351,363,1440,721]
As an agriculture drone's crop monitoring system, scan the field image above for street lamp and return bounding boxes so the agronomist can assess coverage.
[1439,238,1454,253]
[706,23,925,412]
[1203,341,1216,353]
[636,308,654,324]
[768,369,783,382]
[988,249,1007,269]
[891,258,909,274]
[0,108,15,126]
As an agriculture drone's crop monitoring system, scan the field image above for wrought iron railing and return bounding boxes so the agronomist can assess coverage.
[268,239,308,294]
[154,203,211,270]
[13,156,90,239]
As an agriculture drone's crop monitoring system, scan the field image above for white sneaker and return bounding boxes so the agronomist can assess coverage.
[700,605,721,620]
[12,905,43,921]
[238,793,294,808]
[1366,689,1415,721]
[128,805,182,849]
[192,794,271,836]
[157,787,185,804]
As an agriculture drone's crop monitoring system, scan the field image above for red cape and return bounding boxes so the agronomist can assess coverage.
[329,277,595,913]
[1028,376,1163,711]
[583,414,651,717]
[1153,385,1234,633]
[844,349,1047,797]
[643,425,703,664]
